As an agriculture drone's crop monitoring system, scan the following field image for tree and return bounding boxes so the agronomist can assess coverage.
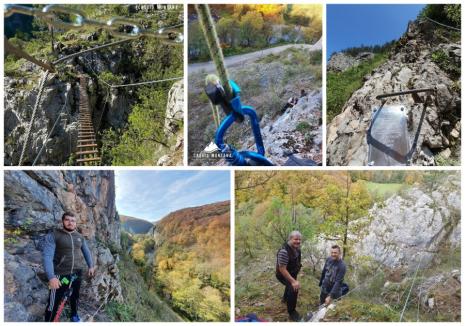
[310,172,372,258]
[216,17,240,47]
[239,11,264,46]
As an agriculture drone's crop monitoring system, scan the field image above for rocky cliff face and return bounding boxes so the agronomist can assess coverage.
[357,173,460,270]
[156,80,184,166]
[327,20,461,165]
[4,170,122,321]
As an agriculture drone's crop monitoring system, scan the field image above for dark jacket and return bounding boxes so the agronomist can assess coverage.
[319,257,346,298]
[42,228,93,280]
[276,243,302,278]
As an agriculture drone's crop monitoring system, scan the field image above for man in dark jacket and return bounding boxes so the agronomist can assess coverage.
[319,245,346,305]
[276,231,302,321]
[42,212,95,322]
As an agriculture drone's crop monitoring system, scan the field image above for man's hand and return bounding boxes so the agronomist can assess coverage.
[88,267,96,277]
[325,296,332,305]
[291,280,300,292]
[49,277,61,289]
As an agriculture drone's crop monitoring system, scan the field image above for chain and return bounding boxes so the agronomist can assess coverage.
[4,4,183,44]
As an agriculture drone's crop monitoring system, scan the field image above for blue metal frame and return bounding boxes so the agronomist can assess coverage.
[214,80,273,166]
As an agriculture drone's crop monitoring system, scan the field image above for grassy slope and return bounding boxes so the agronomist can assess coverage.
[365,182,405,198]
[326,52,389,123]
[235,250,321,321]
[105,253,183,322]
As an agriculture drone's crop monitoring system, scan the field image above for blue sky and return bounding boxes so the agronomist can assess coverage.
[327,4,425,60]
[115,171,230,222]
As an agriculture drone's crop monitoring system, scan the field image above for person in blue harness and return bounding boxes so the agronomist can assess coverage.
[319,245,347,305]
[276,231,303,321]
[42,212,95,322]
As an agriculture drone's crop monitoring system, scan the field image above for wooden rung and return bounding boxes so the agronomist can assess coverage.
[76,150,99,155]
[77,157,101,163]
[78,137,96,141]
[77,144,98,148]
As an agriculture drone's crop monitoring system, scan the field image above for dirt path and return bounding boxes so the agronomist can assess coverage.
[189,38,322,75]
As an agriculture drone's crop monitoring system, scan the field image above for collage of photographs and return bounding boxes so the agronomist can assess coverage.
[1,1,462,324]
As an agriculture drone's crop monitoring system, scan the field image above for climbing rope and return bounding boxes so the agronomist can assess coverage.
[195,4,232,99]
[399,256,423,322]
[422,16,461,31]
[18,70,50,166]
[32,89,70,165]
[84,286,118,322]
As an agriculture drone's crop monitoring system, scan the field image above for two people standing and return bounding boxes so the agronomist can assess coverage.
[275,231,346,321]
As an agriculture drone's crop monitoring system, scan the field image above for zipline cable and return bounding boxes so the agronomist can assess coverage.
[422,16,461,31]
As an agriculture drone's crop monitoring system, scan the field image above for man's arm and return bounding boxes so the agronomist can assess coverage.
[329,263,347,298]
[42,232,56,280]
[81,239,94,268]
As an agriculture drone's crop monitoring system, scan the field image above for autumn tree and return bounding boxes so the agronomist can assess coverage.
[239,11,264,46]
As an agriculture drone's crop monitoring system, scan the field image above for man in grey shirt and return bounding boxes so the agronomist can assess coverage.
[275,231,302,321]
[319,245,346,305]
[42,212,95,322]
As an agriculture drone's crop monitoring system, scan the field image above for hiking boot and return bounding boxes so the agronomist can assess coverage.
[70,315,81,322]
[289,310,301,322]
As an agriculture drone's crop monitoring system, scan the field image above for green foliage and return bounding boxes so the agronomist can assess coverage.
[106,253,182,322]
[431,49,461,79]
[296,121,311,133]
[100,71,123,85]
[327,52,389,122]
[325,299,399,321]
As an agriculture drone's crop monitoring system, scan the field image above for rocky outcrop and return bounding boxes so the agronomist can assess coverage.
[156,80,184,166]
[356,173,460,269]
[257,90,322,165]
[327,52,374,72]
[4,171,122,322]
[327,20,461,165]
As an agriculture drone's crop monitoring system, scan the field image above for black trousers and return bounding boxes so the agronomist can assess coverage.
[277,273,299,314]
[44,274,81,322]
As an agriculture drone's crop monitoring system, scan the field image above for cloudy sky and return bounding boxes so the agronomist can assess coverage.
[115,170,230,222]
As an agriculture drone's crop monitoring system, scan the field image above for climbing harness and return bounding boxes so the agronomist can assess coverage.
[196,4,272,166]
[205,78,273,166]
[367,87,436,166]
[52,274,79,322]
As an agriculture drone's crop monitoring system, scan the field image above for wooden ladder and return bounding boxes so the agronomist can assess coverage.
[76,75,100,166]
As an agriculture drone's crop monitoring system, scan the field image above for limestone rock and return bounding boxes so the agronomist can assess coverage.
[327,19,461,165]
